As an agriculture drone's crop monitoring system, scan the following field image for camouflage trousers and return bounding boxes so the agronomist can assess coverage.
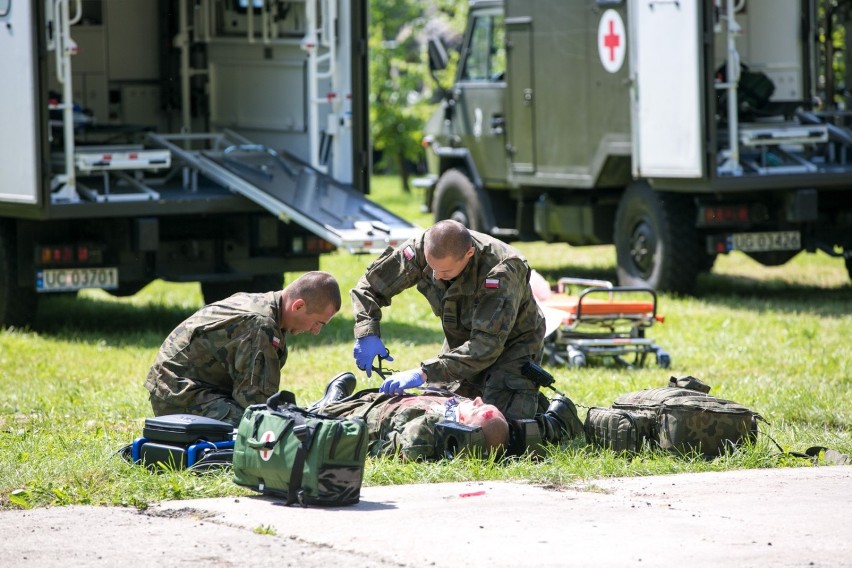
[149,393,246,427]
[452,357,549,421]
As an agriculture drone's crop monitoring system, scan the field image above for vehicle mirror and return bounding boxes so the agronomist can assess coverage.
[427,37,448,72]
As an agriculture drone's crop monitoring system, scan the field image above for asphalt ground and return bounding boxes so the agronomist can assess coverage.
[2,466,849,567]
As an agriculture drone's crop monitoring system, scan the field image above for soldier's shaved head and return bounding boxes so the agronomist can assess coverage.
[457,398,510,454]
[467,408,509,455]
[425,220,473,260]
[285,271,341,313]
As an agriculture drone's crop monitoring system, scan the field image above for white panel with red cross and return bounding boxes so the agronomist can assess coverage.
[598,9,626,74]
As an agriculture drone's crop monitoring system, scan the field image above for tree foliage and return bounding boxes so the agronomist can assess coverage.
[368,0,465,191]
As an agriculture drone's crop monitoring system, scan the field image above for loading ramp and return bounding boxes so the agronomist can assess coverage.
[149,131,422,254]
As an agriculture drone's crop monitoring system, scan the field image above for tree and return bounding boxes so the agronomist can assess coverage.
[369,0,430,192]
[368,0,465,192]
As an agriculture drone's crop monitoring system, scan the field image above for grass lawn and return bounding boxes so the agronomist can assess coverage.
[0,175,850,509]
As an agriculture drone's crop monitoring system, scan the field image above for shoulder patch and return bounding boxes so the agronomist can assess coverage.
[403,245,416,260]
[272,336,281,348]
[484,278,500,289]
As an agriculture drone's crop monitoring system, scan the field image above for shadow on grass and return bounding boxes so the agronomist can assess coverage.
[32,294,446,349]
[32,295,197,347]
[28,263,847,348]
[694,273,851,318]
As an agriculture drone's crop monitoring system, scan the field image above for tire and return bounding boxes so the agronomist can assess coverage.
[614,182,702,295]
[0,224,38,329]
[432,169,485,231]
[201,273,283,306]
[699,253,717,273]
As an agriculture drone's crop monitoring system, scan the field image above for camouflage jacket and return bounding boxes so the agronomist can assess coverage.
[351,230,544,386]
[323,391,458,461]
[145,291,288,409]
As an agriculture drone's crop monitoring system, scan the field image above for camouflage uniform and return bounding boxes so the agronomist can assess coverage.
[351,230,546,420]
[322,390,460,461]
[145,291,288,426]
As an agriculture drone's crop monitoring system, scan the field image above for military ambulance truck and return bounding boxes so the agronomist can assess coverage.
[0,0,419,328]
[422,0,852,293]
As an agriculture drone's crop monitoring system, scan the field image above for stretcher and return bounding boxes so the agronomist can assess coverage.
[536,277,670,369]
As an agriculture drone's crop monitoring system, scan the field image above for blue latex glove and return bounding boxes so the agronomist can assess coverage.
[380,368,424,396]
[353,335,392,377]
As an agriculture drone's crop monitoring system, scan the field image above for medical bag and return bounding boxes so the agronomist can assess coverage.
[232,391,369,507]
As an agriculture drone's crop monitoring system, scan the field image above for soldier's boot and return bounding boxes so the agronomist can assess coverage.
[539,395,584,444]
[535,413,561,444]
[307,372,357,413]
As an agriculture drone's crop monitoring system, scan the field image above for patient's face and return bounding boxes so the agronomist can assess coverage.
[456,397,502,425]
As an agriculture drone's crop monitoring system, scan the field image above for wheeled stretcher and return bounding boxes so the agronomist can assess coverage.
[536,277,670,369]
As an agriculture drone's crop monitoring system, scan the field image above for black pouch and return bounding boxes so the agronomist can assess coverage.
[507,418,545,457]
[435,421,487,459]
[584,407,656,454]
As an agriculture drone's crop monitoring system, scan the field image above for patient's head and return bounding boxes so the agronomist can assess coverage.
[456,397,509,454]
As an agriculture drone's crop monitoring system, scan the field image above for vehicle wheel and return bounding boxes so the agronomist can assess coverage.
[699,253,717,273]
[201,273,283,306]
[0,224,38,329]
[614,182,703,294]
[432,169,484,231]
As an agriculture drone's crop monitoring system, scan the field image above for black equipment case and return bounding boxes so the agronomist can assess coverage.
[131,414,235,470]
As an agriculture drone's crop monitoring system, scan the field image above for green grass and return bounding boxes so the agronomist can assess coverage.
[1,175,850,510]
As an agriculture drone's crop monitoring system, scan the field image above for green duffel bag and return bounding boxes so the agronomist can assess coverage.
[613,380,759,458]
[232,391,368,507]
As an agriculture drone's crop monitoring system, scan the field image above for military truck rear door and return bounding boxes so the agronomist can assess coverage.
[0,1,41,205]
[505,16,535,174]
[454,6,508,184]
[628,1,704,178]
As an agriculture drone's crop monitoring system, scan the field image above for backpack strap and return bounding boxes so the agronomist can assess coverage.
[759,417,850,465]
[286,416,316,507]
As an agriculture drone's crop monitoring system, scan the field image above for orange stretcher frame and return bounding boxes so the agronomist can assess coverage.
[537,277,670,369]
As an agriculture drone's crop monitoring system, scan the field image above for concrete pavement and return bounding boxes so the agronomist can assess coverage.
[2,466,849,567]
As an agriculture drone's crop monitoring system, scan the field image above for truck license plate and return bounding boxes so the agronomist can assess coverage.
[729,231,801,253]
[36,268,119,292]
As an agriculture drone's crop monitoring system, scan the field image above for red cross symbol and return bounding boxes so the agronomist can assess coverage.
[598,10,626,74]
[603,20,620,62]
[259,430,276,461]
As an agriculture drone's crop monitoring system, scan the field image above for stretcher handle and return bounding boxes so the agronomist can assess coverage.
[574,286,658,321]
[557,277,613,295]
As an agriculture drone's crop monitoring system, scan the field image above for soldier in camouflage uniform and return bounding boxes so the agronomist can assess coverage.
[145,271,341,426]
[320,389,510,461]
[351,220,547,421]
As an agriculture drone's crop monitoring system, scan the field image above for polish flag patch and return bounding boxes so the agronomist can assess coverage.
[484,278,500,289]
[403,245,416,260]
[272,336,281,348]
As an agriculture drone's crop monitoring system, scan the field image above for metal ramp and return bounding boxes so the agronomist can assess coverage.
[148,132,422,253]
